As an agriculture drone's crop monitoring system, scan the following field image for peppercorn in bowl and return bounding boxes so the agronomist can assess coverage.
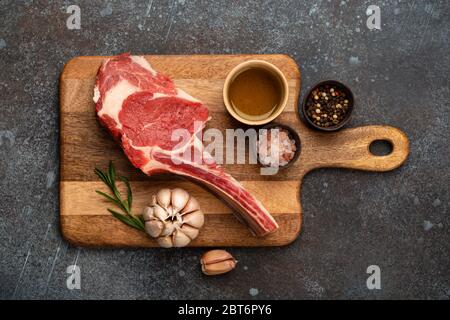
[302,80,354,131]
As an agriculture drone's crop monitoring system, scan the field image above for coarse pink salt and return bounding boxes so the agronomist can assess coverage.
[258,127,297,167]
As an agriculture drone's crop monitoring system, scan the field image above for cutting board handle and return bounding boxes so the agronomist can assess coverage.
[303,125,409,172]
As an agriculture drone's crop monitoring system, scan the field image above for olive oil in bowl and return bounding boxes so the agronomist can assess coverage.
[223,60,289,125]
[229,68,282,121]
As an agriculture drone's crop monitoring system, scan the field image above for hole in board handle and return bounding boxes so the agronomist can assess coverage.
[369,140,393,156]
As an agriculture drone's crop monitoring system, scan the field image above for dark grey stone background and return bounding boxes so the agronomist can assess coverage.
[0,0,448,300]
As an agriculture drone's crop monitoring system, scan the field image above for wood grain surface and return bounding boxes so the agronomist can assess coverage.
[59,54,409,247]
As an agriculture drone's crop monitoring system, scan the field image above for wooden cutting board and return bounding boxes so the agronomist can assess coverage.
[60,54,409,247]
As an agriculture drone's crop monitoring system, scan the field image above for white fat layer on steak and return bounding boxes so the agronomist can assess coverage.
[130,55,157,76]
[93,86,100,103]
[151,90,200,103]
[97,79,138,130]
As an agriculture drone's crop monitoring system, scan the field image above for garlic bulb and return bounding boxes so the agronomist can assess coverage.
[142,188,204,248]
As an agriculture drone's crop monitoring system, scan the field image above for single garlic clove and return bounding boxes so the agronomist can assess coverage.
[142,207,154,221]
[151,195,157,206]
[201,260,237,275]
[157,236,173,248]
[181,196,200,214]
[173,229,191,247]
[201,249,235,265]
[153,204,169,221]
[200,250,237,275]
[156,188,171,208]
[142,207,155,221]
[171,188,190,214]
[182,210,204,229]
[180,224,199,240]
[161,220,175,236]
[145,220,164,238]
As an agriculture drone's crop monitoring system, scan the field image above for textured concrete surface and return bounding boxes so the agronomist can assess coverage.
[0,0,449,299]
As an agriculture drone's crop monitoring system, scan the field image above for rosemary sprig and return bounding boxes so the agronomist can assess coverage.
[94,161,145,232]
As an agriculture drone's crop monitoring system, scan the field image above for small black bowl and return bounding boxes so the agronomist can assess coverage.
[255,123,301,170]
[301,80,354,132]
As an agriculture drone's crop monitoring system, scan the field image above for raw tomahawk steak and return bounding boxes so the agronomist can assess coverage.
[93,53,278,236]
